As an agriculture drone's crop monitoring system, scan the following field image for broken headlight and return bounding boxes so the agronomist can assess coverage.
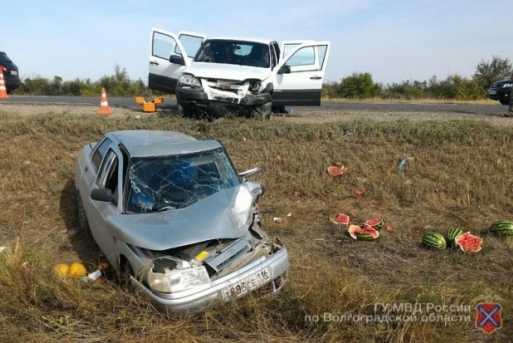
[248,80,261,93]
[147,261,210,294]
[230,185,253,230]
[178,73,202,89]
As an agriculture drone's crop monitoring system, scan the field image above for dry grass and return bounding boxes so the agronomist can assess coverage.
[0,110,513,342]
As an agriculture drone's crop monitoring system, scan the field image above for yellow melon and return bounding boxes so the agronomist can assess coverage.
[68,262,87,277]
[54,264,69,277]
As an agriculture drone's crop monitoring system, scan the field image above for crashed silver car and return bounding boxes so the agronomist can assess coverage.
[74,130,289,315]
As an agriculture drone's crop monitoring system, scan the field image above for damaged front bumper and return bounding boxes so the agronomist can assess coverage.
[176,87,272,114]
[132,246,289,316]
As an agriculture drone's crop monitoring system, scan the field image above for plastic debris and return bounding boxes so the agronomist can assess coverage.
[287,212,292,217]
[397,157,407,170]
[327,165,347,176]
[354,189,363,196]
[81,269,102,283]
[273,217,283,223]
[0,247,5,253]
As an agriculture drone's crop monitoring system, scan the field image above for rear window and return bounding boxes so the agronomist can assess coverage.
[0,53,12,63]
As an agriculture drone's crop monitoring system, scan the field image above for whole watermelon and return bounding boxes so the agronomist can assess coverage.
[422,232,447,250]
[446,228,464,245]
[490,220,513,236]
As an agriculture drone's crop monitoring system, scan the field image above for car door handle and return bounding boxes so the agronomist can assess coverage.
[150,61,159,66]
[84,166,88,173]
[310,76,322,80]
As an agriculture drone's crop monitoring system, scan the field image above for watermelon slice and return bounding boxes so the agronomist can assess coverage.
[327,166,347,176]
[365,218,385,230]
[329,213,350,225]
[454,232,483,253]
[348,224,379,240]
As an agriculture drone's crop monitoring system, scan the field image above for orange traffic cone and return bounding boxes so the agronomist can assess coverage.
[97,87,112,115]
[0,71,8,99]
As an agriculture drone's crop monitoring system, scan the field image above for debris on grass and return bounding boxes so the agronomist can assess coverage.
[327,165,347,176]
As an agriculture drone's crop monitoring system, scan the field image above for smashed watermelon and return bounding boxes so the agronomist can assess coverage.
[454,232,483,253]
[365,218,385,230]
[327,166,347,176]
[330,213,350,225]
[348,224,379,240]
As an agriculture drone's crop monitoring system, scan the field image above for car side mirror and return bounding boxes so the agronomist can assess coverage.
[169,54,185,65]
[91,188,113,202]
[278,65,291,74]
[238,166,262,180]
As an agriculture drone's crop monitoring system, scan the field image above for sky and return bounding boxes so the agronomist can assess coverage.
[2,0,512,86]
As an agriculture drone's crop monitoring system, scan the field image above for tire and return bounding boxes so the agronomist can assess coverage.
[118,258,135,292]
[177,104,196,118]
[499,98,510,106]
[76,191,90,231]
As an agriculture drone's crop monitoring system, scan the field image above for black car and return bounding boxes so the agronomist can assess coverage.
[488,78,512,105]
[0,52,21,93]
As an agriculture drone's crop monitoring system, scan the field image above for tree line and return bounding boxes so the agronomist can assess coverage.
[322,56,512,100]
[12,57,512,100]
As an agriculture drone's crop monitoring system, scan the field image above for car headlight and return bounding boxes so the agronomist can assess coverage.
[178,73,202,89]
[231,185,253,230]
[147,264,210,294]
[248,80,261,93]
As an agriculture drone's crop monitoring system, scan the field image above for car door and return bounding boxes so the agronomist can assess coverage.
[86,146,124,266]
[280,40,314,60]
[148,28,206,94]
[272,41,330,106]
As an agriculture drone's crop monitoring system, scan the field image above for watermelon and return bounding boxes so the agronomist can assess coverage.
[327,166,347,176]
[348,224,379,241]
[446,228,464,245]
[454,232,482,253]
[422,232,447,250]
[489,220,513,236]
[365,218,385,230]
[330,213,350,225]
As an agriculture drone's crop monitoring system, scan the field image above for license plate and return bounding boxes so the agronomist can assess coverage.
[488,90,497,95]
[10,70,17,76]
[213,96,237,104]
[220,268,271,301]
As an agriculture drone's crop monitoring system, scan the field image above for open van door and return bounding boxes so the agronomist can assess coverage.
[148,28,206,94]
[272,41,330,106]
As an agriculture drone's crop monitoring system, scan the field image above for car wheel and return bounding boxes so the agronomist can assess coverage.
[76,191,90,231]
[177,104,196,118]
[118,258,135,292]
[499,98,510,106]
[254,102,272,120]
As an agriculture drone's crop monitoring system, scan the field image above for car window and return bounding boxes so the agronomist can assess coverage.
[125,148,239,213]
[194,40,270,68]
[177,34,203,58]
[0,53,12,63]
[285,45,328,72]
[97,149,119,205]
[152,31,181,59]
[91,138,112,171]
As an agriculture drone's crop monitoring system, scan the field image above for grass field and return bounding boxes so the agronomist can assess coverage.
[0,109,512,342]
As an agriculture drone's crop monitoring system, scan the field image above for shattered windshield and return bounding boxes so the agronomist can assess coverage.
[193,39,270,68]
[125,148,240,213]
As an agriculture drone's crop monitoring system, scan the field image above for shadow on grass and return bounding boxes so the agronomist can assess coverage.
[59,179,103,269]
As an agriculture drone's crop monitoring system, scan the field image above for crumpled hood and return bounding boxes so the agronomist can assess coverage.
[106,185,250,251]
[186,62,271,81]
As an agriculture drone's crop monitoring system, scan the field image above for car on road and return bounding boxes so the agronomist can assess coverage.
[0,52,21,94]
[148,29,330,119]
[488,78,512,105]
[74,130,289,315]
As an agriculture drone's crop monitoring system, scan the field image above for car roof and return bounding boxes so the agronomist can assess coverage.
[106,130,223,158]
[207,37,274,45]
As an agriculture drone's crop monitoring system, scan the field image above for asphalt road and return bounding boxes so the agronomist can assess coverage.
[0,95,508,116]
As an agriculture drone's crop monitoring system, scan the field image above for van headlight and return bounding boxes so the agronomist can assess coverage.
[147,264,210,293]
[178,73,202,89]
